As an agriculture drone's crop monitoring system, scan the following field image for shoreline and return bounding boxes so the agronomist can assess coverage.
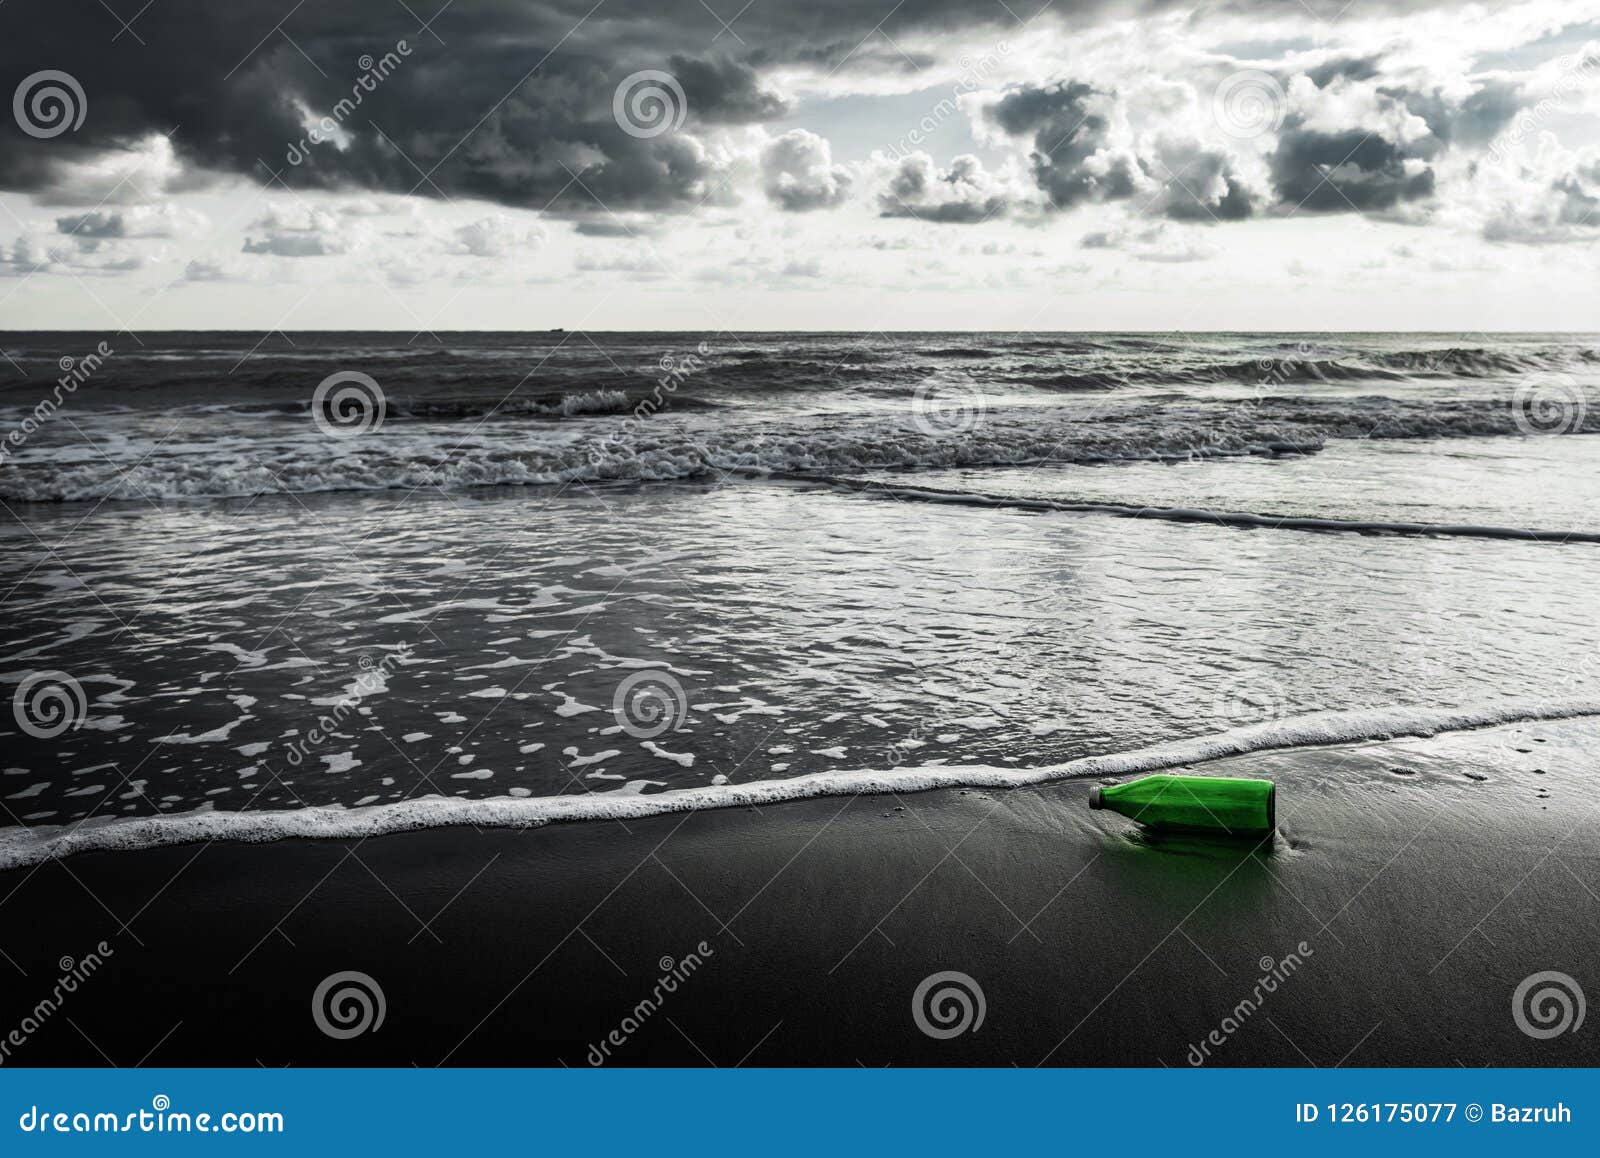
[1,718,1596,1066]
[5,696,1600,870]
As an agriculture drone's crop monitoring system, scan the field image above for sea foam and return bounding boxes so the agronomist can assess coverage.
[3,392,1595,502]
[1,695,1597,870]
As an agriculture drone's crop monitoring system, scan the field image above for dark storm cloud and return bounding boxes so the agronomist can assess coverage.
[989,83,1257,222]
[990,82,1140,210]
[991,81,1105,140]
[1264,76,1520,214]
[983,64,1540,224]
[666,55,788,123]
[0,0,1557,223]
[1269,123,1436,211]
[1148,140,1256,221]
[54,211,135,238]
[0,0,1027,212]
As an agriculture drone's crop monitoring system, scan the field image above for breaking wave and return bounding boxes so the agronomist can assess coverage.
[1004,345,1599,391]
[3,392,1595,502]
[393,389,635,419]
[3,696,1597,869]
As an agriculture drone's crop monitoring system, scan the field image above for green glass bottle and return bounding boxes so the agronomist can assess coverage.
[1089,775,1275,837]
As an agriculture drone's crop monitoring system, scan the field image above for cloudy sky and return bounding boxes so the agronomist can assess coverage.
[2,0,1598,330]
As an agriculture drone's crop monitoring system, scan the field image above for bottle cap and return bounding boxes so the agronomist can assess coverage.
[1088,786,1103,810]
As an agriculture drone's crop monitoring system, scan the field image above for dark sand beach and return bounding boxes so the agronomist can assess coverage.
[2,718,1595,1067]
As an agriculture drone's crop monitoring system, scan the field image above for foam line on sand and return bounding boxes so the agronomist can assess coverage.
[3,696,1598,870]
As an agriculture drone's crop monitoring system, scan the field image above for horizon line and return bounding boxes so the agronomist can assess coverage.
[1,328,1595,336]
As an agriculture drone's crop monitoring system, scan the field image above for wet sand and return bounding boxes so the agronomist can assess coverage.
[1,718,1596,1066]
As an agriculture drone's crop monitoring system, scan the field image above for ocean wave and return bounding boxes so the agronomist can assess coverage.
[392,389,634,420]
[978,345,1597,391]
[6,341,1592,420]
[1006,370,1129,391]
[1,390,719,424]
[2,696,1596,869]
[2,393,1595,501]
[1089,346,1593,388]
[918,345,999,358]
